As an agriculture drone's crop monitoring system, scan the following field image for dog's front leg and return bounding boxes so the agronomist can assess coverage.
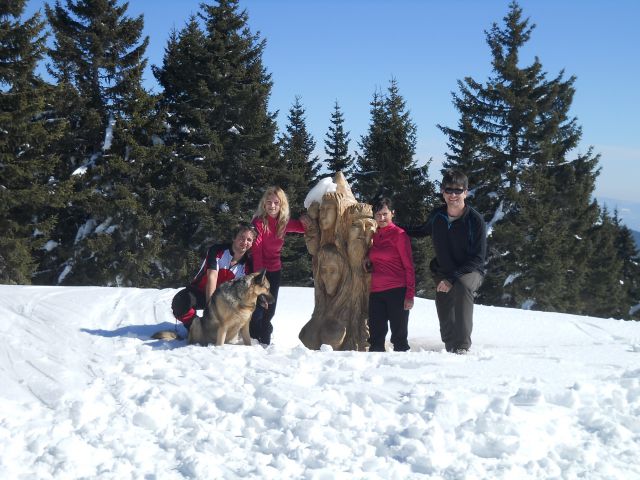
[216,327,228,346]
[240,323,252,346]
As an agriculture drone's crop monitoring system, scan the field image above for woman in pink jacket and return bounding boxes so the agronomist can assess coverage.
[249,186,307,345]
[366,197,415,352]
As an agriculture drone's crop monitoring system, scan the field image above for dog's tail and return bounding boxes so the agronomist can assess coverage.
[151,330,183,341]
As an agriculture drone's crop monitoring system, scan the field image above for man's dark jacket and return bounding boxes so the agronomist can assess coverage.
[403,204,487,283]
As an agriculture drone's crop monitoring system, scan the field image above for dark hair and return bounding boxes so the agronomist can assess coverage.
[372,197,394,213]
[441,169,468,190]
[232,222,257,240]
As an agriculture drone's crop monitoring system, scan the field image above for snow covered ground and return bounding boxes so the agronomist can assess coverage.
[1,284,639,479]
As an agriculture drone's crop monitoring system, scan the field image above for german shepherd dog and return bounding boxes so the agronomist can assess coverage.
[152,270,274,346]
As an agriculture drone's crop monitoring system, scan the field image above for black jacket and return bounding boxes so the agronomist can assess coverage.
[403,205,487,283]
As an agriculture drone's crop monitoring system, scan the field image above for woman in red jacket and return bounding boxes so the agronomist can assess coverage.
[249,186,308,345]
[366,197,415,352]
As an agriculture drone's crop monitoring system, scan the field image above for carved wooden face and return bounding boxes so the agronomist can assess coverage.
[363,218,376,243]
[319,200,337,230]
[320,256,342,296]
[348,218,376,267]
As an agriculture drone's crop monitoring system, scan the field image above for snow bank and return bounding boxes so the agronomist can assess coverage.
[0,285,639,479]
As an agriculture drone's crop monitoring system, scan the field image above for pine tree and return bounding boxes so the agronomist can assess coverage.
[277,96,320,207]
[323,100,354,183]
[0,1,65,284]
[152,18,233,282]
[439,1,602,313]
[612,211,640,320]
[354,78,435,224]
[547,150,601,311]
[488,170,574,311]
[353,89,385,204]
[579,208,626,318]
[42,0,164,286]
[277,96,319,286]
[353,78,437,296]
[198,0,279,212]
[153,0,280,281]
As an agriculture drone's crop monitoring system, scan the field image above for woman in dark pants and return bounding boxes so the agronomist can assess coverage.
[249,186,309,345]
[366,198,415,352]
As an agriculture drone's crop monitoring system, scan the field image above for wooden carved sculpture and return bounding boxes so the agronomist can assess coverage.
[299,172,375,351]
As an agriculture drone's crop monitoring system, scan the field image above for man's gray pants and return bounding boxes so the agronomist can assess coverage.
[433,271,483,352]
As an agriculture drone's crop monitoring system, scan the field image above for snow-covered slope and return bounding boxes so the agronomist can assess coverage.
[1,285,639,479]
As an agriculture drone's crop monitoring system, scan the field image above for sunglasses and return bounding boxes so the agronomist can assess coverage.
[443,187,465,195]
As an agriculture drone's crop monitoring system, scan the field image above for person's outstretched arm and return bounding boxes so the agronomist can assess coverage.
[398,213,433,238]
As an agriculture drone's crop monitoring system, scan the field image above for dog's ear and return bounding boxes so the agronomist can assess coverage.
[253,268,267,285]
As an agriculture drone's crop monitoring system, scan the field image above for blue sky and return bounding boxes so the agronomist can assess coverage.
[25,0,640,211]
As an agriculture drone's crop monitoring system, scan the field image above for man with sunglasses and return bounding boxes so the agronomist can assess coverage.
[402,170,487,354]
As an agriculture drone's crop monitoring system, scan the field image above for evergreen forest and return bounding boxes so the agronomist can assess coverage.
[1,0,638,319]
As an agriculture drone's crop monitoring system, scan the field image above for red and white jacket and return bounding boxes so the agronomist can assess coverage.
[369,222,415,301]
[251,216,305,272]
[190,244,253,293]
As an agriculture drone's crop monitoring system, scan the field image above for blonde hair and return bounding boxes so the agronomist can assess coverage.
[253,186,290,238]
